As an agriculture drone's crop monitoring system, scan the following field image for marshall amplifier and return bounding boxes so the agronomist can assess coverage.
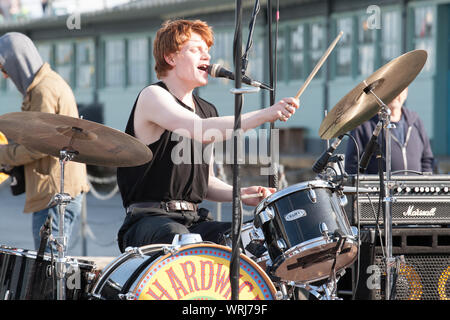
[347,174,450,226]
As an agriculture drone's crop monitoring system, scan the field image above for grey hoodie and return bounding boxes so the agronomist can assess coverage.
[0,32,43,96]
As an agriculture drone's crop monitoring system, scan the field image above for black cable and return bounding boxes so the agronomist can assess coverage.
[230,0,244,301]
[242,0,260,73]
[343,133,361,301]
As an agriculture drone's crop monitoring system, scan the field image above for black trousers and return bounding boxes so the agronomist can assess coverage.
[117,207,231,252]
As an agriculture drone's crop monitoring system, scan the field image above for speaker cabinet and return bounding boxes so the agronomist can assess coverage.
[351,227,450,300]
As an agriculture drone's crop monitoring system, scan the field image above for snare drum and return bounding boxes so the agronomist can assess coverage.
[254,180,358,283]
[90,242,277,300]
[0,245,94,300]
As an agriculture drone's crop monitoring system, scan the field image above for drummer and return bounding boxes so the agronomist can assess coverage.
[0,33,90,253]
[117,19,300,252]
[344,88,434,174]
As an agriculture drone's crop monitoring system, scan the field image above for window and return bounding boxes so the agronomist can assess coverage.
[76,40,95,89]
[381,10,401,65]
[55,42,74,86]
[105,39,125,87]
[128,38,149,86]
[309,21,325,78]
[276,27,287,82]
[36,43,53,65]
[289,24,305,80]
[413,5,434,72]
[357,15,376,76]
[335,17,353,77]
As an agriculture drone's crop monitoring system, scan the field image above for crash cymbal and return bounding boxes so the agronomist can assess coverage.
[319,49,427,140]
[0,112,152,167]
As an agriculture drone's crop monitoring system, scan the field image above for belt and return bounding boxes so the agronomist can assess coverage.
[127,200,198,214]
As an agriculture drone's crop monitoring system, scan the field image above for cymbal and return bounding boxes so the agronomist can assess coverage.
[319,49,427,140]
[0,112,152,167]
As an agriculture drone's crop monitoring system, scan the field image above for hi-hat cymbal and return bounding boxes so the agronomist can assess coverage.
[0,112,152,167]
[319,49,427,140]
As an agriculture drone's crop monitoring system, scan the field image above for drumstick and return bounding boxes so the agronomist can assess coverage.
[295,31,343,100]
[241,192,264,200]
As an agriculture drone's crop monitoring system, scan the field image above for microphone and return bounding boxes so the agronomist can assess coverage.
[206,64,272,90]
[359,121,383,173]
[313,135,345,173]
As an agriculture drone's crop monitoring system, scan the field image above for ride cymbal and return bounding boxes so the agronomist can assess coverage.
[0,112,152,167]
[319,49,427,140]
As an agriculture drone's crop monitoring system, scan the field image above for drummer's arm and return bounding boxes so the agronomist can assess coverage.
[139,86,299,143]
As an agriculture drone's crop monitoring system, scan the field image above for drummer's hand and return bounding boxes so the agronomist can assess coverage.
[269,97,299,123]
[241,186,276,207]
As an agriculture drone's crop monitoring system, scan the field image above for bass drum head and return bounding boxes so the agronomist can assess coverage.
[90,243,277,300]
[133,243,276,300]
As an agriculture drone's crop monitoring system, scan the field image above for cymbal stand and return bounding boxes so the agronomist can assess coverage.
[362,81,398,300]
[48,147,78,300]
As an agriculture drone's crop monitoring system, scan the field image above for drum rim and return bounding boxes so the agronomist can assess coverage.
[282,235,358,261]
[272,236,358,282]
[255,179,335,214]
[131,242,277,300]
[89,245,164,295]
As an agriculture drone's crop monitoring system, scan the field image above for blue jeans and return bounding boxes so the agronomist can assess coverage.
[32,193,84,254]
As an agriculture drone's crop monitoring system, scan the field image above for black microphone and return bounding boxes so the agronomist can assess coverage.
[206,64,272,90]
[313,135,345,173]
[359,121,383,173]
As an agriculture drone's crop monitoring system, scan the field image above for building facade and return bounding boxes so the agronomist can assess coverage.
[0,0,448,164]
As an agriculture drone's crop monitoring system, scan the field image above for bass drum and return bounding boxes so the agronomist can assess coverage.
[90,243,277,300]
[0,245,94,300]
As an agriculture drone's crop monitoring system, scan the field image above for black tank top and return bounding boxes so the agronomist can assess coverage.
[117,82,218,208]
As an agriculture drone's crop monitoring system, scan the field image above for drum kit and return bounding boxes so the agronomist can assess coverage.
[0,48,427,300]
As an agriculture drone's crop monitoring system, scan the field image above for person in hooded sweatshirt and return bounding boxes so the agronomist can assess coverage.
[344,87,435,175]
[0,32,89,253]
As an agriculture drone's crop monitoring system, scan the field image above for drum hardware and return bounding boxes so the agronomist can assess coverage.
[319,223,329,238]
[118,292,135,301]
[124,246,145,258]
[307,188,317,203]
[254,207,274,228]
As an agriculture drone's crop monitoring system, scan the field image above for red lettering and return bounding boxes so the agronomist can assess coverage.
[166,267,189,299]
[239,280,254,294]
[215,264,230,297]
[200,260,214,290]
[146,279,174,300]
[180,261,200,293]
